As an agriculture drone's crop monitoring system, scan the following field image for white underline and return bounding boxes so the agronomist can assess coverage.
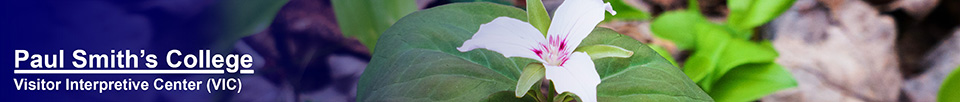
[13,69,255,74]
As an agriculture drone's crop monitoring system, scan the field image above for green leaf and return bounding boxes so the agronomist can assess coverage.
[683,52,718,90]
[939,66,960,102]
[483,91,538,102]
[358,3,712,101]
[526,0,551,35]
[575,44,635,60]
[451,0,515,5]
[219,0,288,51]
[648,45,678,67]
[688,0,700,11]
[647,0,796,100]
[682,23,731,87]
[527,82,547,101]
[516,63,546,97]
[580,28,714,102]
[650,10,707,50]
[707,40,778,85]
[708,63,797,102]
[553,92,581,102]
[726,0,796,35]
[604,0,652,21]
[332,0,418,52]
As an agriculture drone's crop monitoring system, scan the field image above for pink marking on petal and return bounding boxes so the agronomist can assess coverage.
[538,35,575,67]
[532,49,543,58]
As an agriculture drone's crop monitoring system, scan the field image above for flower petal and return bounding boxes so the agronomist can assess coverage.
[458,17,546,62]
[604,2,617,15]
[545,52,600,102]
[547,0,608,52]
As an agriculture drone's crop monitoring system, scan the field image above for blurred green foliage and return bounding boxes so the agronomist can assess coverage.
[332,0,516,52]
[332,0,419,52]
[939,66,960,102]
[603,0,652,21]
[647,0,797,101]
[220,0,289,51]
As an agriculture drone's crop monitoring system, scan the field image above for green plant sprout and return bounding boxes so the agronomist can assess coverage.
[643,0,798,102]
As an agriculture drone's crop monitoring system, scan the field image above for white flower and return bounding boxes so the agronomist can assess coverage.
[456,0,615,102]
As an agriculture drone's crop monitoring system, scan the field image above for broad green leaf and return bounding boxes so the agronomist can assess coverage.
[356,3,528,101]
[939,66,960,102]
[649,45,679,67]
[683,23,731,87]
[648,0,796,100]
[451,0,515,5]
[332,0,418,51]
[604,0,651,21]
[575,44,635,60]
[708,63,797,102]
[358,3,712,101]
[483,91,538,102]
[650,10,707,50]
[516,63,545,97]
[584,28,712,101]
[526,0,551,35]
[726,0,796,34]
[685,52,718,91]
[708,40,778,85]
[219,0,288,51]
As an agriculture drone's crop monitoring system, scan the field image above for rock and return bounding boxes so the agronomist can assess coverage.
[902,27,960,102]
[893,0,959,78]
[762,0,902,101]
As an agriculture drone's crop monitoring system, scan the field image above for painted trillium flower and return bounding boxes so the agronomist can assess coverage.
[456,0,616,102]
